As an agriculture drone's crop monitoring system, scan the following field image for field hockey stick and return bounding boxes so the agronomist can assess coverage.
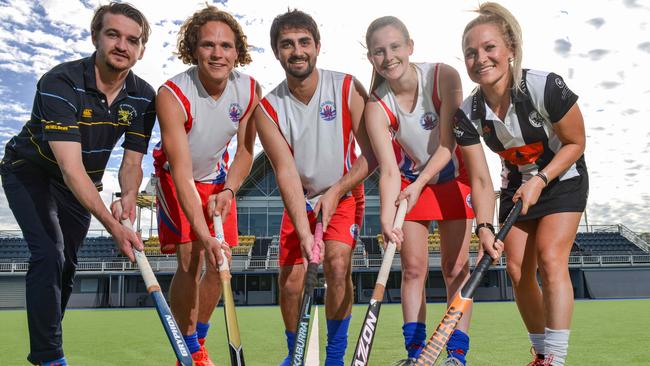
[415,200,523,365]
[115,201,192,366]
[290,213,324,366]
[351,199,408,366]
[213,215,245,366]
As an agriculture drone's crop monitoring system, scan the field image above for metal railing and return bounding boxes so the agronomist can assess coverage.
[2,254,650,274]
[618,224,650,252]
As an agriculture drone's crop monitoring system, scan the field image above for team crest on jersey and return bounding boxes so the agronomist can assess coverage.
[319,101,337,121]
[229,103,243,122]
[117,104,137,125]
[350,223,360,240]
[528,110,545,128]
[419,112,438,130]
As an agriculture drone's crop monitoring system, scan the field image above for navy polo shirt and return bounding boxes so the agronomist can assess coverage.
[2,53,156,191]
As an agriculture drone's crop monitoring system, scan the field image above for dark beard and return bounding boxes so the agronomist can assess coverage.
[284,58,314,80]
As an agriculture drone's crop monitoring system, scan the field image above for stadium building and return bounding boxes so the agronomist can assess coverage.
[1,152,650,308]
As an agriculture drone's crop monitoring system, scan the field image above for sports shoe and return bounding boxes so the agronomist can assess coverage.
[392,358,416,366]
[443,356,464,365]
[526,347,555,366]
[176,344,215,366]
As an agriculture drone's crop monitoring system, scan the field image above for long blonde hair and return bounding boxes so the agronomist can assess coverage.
[463,2,523,92]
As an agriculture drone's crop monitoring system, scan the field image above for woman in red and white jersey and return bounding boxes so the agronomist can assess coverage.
[454,3,588,365]
[364,16,475,366]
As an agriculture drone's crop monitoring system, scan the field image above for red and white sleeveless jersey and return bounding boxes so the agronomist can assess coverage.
[153,67,256,183]
[259,69,357,207]
[372,63,464,184]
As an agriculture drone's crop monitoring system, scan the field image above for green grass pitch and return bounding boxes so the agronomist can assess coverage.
[1,299,648,365]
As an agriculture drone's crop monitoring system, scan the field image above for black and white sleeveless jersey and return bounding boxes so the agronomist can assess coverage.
[453,69,587,190]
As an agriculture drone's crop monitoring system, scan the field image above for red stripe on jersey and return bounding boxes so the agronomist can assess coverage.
[241,77,256,121]
[454,145,468,181]
[260,98,279,125]
[164,80,193,133]
[431,63,442,115]
[373,91,399,131]
[341,74,353,174]
[497,142,545,166]
[260,97,293,154]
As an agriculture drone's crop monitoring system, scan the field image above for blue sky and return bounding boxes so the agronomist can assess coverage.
[0,0,648,234]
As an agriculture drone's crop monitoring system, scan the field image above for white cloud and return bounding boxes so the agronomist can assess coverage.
[0,0,649,234]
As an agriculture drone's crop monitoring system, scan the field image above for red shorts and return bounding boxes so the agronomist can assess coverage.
[156,169,238,254]
[279,195,357,266]
[403,175,475,221]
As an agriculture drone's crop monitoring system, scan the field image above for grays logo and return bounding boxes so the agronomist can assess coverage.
[528,110,545,128]
[166,314,190,356]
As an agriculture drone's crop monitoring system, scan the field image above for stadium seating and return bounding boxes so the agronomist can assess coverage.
[574,232,644,255]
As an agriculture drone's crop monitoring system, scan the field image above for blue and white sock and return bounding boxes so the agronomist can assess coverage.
[325,315,351,366]
[403,322,426,359]
[197,321,210,343]
[41,357,67,366]
[446,329,470,365]
[183,332,201,354]
[279,330,296,366]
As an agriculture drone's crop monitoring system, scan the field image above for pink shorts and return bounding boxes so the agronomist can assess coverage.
[403,174,475,221]
[156,169,238,254]
[279,195,357,266]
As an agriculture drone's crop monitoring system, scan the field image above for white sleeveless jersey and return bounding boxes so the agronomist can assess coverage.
[153,67,256,183]
[372,63,463,185]
[259,69,357,207]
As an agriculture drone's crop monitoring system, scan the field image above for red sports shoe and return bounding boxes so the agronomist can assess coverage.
[526,347,555,365]
[176,344,215,366]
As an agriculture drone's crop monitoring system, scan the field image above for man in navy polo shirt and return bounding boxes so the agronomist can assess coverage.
[0,3,154,365]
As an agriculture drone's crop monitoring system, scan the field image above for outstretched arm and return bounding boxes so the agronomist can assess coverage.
[315,78,375,231]
[156,87,224,267]
[255,105,316,262]
[49,141,143,262]
[209,82,262,221]
[398,64,462,212]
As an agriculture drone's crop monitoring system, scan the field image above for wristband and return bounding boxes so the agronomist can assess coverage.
[535,171,549,186]
[474,222,495,236]
[221,187,235,198]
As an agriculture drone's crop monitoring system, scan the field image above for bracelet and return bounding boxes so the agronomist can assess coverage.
[474,222,495,236]
[221,187,235,198]
[536,171,549,186]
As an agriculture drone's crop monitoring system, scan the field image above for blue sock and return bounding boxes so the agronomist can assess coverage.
[446,329,470,365]
[197,321,210,341]
[41,357,67,366]
[403,322,426,359]
[279,330,296,366]
[325,315,351,366]
[183,332,201,354]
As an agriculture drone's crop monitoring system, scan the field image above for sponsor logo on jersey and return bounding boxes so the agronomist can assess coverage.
[482,124,492,139]
[350,223,360,240]
[319,101,337,121]
[117,104,137,125]
[528,110,545,128]
[419,112,438,130]
[229,103,243,122]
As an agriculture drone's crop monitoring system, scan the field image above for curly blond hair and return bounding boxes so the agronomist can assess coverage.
[176,6,252,66]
